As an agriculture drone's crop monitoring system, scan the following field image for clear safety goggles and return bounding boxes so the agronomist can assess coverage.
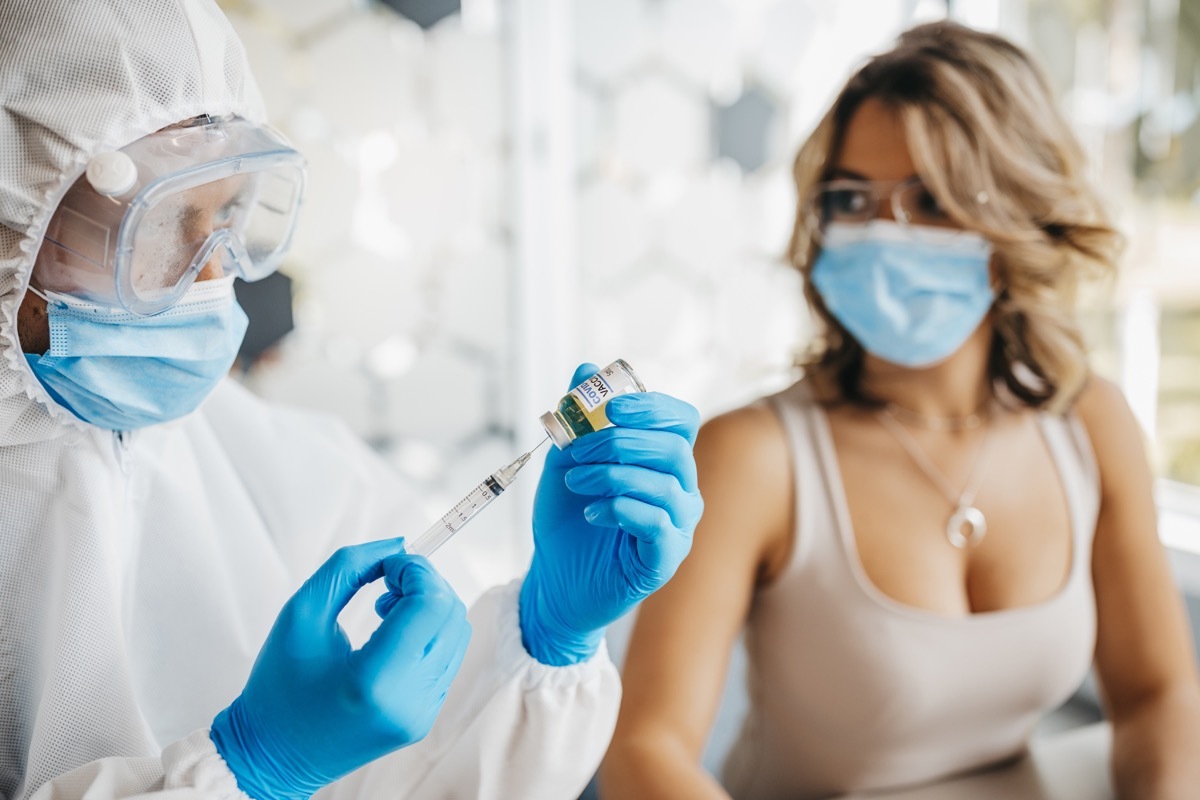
[33,116,306,316]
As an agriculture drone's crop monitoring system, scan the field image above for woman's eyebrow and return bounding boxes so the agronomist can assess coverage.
[826,168,923,183]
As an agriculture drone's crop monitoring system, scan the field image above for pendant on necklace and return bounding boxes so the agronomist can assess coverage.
[946,505,987,549]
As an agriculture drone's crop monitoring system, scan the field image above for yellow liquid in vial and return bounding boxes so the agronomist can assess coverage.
[541,360,646,448]
[556,394,610,439]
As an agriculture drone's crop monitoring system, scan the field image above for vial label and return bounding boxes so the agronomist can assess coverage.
[571,370,617,412]
[541,359,647,448]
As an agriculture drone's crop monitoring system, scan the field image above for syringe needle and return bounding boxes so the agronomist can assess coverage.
[407,440,546,558]
[493,435,550,488]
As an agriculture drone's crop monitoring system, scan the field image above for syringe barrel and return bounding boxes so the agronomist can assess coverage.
[407,476,505,557]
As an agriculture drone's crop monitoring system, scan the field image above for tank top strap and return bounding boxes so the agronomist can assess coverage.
[762,380,842,576]
[1034,410,1101,566]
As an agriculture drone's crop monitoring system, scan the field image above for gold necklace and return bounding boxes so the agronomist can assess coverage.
[883,400,992,432]
[877,407,997,548]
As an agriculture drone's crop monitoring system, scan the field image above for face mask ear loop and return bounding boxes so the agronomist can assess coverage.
[25,285,55,305]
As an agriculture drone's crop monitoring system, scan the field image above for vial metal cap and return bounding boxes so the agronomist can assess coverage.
[86,152,138,197]
[539,411,574,449]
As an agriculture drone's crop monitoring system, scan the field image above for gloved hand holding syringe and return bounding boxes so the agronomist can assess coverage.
[406,359,646,557]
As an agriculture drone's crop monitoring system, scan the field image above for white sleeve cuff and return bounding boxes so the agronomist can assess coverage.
[161,730,252,799]
[489,578,615,681]
[339,579,621,800]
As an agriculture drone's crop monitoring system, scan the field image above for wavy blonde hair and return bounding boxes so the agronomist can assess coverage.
[789,21,1121,412]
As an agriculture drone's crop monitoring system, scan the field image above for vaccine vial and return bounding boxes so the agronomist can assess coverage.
[539,359,646,448]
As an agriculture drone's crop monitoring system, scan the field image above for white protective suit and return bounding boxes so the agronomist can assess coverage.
[0,2,620,799]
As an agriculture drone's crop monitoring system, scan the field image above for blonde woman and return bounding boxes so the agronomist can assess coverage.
[601,21,1200,800]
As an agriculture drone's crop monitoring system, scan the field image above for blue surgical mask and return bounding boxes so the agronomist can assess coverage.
[25,276,249,430]
[810,221,994,368]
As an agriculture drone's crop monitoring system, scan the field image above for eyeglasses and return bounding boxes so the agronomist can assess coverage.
[803,176,960,243]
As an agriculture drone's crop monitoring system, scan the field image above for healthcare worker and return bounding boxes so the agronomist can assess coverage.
[0,2,703,800]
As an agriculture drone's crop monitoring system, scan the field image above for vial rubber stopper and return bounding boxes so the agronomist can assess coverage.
[539,411,574,449]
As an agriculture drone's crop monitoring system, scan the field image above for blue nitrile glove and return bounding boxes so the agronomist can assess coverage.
[519,363,704,666]
[210,539,471,800]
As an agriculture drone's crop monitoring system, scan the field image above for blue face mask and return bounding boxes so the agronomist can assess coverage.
[810,221,995,368]
[25,277,249,430]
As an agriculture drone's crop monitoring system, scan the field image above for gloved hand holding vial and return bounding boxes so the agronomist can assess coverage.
[377,358,701,676]
[406,359,654,558]
[522,362,703,665]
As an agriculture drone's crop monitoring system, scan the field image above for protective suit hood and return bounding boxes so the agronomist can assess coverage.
[0,0,265,445]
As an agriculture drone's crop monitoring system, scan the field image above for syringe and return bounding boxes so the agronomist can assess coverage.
[407,438,548,557]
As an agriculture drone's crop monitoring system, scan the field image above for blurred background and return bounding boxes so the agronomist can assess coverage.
[213,0,1200,782]
[214,0,1200,588]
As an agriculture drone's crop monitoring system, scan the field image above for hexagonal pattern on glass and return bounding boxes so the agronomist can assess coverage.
[711,257,808,372]
[715,84,780,173]
[223,10,301,120]
[305,11,424,134]
[758,1,906,119]
[578,180,651,279]
[576,85,604,174]
[613,72,711,176]
[306,246,428,347]
[236,0,358,34]
[244,352,375,437]
[383,347,491,444]
[437,241,512,354]
[428,17,505,143]
[284,138,360,268]
[378,129,500,259]
[659,0,741,94]
[583,260,717,382]
[574,0,651,84]
[740,167,797,257]
[379,0,462,30]
[661,164,745,274]
[750,0,825,96]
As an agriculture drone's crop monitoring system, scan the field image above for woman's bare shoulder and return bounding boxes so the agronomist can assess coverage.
[694,396,795,579]
[1070,375,1150,496]
[697,398,788,459]
[1072,374,1132,425]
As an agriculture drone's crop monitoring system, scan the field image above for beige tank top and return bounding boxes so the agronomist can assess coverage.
[722,381,1100,800]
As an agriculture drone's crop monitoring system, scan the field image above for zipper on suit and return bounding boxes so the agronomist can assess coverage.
[112,430,133,475]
